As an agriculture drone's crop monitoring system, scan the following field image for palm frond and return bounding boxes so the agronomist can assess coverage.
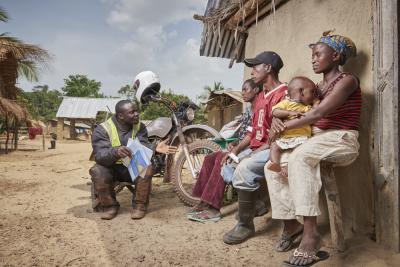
[0,7,9,22]
[17,60,39,82]
[0,36,51,67]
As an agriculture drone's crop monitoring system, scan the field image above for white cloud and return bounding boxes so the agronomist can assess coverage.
[18,1,244,102]
[106,0,205,31]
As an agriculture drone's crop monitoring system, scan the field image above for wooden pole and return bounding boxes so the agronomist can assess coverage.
[5,114,9,154]
[13,120,18,150]
[42,126,45,151]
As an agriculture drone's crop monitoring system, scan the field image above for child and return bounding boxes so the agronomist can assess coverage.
[267,76,317,176]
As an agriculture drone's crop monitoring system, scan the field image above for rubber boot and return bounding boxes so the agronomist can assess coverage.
[90,166,119,220]
[131,176,152,220]
[255,179,269,216]
[100,206,119,220]
[223,190,256,244]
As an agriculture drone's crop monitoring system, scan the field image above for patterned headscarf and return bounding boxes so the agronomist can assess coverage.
[310,30,357,65]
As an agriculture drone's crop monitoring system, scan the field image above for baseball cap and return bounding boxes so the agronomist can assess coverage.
[244,51,284,72]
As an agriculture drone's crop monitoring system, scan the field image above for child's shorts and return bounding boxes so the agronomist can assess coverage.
[275,136,308,150]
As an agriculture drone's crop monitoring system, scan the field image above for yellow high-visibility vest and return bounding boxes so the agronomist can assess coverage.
[100,117,140,164]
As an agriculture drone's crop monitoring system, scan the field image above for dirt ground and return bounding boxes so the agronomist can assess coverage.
[1,138,399,267]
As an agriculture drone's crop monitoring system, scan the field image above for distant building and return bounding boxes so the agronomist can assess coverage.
[204,90,244,131]
[55,97,125,140]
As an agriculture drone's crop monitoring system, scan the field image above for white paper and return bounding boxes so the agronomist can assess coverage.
[122,138,153,182]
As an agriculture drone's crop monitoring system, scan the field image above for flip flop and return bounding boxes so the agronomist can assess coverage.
[283,249,329,267]
[276,228,304,252]
[186,205,207,215]
[187,210,221,223]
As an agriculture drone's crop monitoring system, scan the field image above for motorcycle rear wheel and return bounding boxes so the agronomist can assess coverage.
[171,139,221,206]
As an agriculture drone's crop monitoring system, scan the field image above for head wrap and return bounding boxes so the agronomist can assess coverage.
[310,30,357,65]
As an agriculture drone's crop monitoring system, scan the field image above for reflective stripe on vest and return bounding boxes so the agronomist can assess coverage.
[100,117,140,164]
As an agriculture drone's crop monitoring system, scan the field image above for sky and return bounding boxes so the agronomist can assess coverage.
[2,0,244,101]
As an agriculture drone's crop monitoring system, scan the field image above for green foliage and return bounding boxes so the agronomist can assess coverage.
[1,7,50,82]
[19,85,62,121]
[0,6,9,22]
[17,60,39,82]
[197,81,225,103]
[139,89,206,124]
[118,84,136,99]
[140,90,189,120]
[61,74,103,97]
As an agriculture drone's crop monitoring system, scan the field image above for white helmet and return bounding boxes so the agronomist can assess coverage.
[133,71,161,104]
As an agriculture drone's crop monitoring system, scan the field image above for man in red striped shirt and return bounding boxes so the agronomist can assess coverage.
[222,51,288,245]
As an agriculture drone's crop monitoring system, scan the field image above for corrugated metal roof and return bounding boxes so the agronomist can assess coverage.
[210,90,243,103]
[56,97,125,119]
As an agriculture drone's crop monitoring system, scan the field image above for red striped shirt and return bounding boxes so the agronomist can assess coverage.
[314,73,362,130]
[247,84,288,149]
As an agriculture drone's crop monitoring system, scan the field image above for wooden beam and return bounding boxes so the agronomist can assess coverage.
[57,117,64,140]
[225,0,259,30]
[244,0,287,28]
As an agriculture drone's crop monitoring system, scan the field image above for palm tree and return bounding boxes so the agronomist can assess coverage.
[0,6,50,83]
[197,81,225,104]
[0,7,8,22]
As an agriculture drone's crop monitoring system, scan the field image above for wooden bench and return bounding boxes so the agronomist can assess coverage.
[320,162,346,252]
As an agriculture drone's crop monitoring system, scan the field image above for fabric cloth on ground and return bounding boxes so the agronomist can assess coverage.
[265,129,359,219]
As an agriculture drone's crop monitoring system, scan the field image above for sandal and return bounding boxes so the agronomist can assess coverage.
[187,210,221,223]
[276,227,304,252]
[187,203,208,215]
[283,248,329,267]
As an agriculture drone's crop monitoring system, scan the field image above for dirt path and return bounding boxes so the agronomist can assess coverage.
[0,139,399,266]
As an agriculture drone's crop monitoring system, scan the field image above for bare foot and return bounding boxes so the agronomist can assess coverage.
[279,166,288,177]
[288,233,322,266]
[276,221,303,252]
[267,161,281,172]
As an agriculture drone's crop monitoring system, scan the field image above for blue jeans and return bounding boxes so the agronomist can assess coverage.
[221,148,252,183]
[232,149,270,191]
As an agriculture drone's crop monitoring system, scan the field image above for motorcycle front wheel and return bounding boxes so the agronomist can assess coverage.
[171,139,221,206]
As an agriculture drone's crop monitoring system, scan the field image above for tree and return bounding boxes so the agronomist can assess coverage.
[0,7,50,82]
[61,74,103,97]
[140,89,206,124]
[197,81,225,104]
[118,84,135,99]
[19,85,62,121]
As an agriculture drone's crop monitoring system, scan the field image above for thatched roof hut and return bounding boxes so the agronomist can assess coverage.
[0,97,28,121]
[194,0,282,68]
[0,37,49,121]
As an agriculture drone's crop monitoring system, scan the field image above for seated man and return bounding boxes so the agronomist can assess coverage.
[90,100,177,220]
[222,51,288,244]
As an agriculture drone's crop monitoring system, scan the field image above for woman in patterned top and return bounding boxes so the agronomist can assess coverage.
[187,79,261,222]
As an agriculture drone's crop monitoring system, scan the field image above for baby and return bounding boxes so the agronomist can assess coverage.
[267,76,317,176]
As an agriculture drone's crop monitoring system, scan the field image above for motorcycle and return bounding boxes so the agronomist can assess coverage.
[144,93,222,206]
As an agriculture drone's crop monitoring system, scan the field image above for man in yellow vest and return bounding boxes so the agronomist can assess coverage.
[90,100,177,220]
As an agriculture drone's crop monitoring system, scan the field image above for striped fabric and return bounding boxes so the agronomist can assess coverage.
[314,73,362,130]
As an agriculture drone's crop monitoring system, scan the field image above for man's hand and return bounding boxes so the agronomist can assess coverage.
[289,111,305,119]
[270,117,286,135]
[227,141,238,152]
[221,147,238,166]
[156,139,178,154]
[268,129,278,144]
[116,146,132,159]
